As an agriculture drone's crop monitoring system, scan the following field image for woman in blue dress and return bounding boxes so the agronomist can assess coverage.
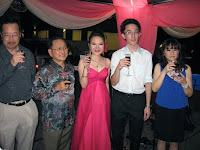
[152,39,193,150]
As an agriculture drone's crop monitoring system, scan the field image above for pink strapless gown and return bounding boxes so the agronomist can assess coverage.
[70,68,111,150]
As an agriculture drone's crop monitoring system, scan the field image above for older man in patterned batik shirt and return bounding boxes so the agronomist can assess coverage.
[32,37,75,150]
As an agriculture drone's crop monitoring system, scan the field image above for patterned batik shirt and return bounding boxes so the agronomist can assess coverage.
[32,59,75,131]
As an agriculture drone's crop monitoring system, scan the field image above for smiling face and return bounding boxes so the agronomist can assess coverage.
[1,23,21,52]
[122,24,141,47]
[48,39,68,64]
[88,36,104,56]
[164,44,180,62]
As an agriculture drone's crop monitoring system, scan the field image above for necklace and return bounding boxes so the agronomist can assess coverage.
[91,58,100,71]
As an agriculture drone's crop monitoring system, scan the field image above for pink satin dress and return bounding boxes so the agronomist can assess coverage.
[70,68,111,150]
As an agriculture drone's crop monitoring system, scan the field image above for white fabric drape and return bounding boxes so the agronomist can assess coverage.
[22,0,115,29]
[162,27,200,38]
[0,0,13,17]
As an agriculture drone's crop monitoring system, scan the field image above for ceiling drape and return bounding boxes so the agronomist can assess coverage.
[0,0,200,54]
[0,0,13,17]
[22,0,115,29]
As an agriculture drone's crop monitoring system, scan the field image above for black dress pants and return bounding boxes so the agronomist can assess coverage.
[111,89,145,150]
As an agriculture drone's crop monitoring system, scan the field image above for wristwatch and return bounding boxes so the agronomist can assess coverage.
[145,105,151,108]
[182,83,189,88]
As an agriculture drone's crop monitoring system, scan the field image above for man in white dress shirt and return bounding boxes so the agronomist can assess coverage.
[110,19,152,150]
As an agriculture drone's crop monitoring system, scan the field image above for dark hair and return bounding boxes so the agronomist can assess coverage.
[89,29,105,43]
[159,39,187,71]
[47,37,66,49]
[0,18,21,33]
[120,19,141,34]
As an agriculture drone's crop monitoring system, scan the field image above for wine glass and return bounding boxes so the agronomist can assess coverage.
[60,72,71,93]
[125,53,131,76]
[17,49,25,69]
[84,50,91,73]
[170,60,177,77]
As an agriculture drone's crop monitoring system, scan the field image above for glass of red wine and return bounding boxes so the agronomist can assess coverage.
[170,60,177,77]
[85,50,91,73]
[61,72,71,93]
[17,49,25,69]
[125,53,131,76]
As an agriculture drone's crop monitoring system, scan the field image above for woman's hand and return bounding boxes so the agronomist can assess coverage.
[163,61,176,73]
[173,72,187,85]
[83,55,90,69]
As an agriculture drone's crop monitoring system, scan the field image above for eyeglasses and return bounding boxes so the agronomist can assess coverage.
[51,47,68,51]
[124,30,140,36]
[2,33,20,39]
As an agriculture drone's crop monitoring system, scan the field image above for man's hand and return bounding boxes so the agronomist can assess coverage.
[144,107,151,121]
[11,52,25,67]
[117,58,130,70]
[55,81,70,91]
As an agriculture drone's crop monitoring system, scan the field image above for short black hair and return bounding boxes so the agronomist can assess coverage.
[47,37,67,49]
[0,18,21,33]
[47,37,66,49]
[120,19,141,34]
[89,29,105,43]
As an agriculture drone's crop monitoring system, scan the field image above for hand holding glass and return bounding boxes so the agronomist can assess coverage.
[170,60,177,77]
[125,54,131,76]
[17,49,25,69]
[84,51,91,73]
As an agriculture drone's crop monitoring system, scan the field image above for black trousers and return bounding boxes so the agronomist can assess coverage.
[111,89,145,150]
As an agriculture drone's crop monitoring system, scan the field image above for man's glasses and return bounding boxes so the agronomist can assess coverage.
[2,33,20,39]
[51,47,68,51]
[124,30,140,36]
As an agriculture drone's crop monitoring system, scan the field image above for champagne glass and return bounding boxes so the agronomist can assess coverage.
[84,50,91,73]
[17,49,25,69]
[125,53,131,76]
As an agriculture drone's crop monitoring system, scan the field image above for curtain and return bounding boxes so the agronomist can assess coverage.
[0,0,199,54]
[22,0,115,29]
[113,0,158,54]
[0,0,13,17]
[152,0,200,27]
[162,27,200,39]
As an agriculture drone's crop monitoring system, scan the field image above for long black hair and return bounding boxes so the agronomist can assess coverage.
[159,39,187,72]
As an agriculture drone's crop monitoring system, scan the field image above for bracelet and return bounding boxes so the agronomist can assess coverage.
[82,75,87,78]
[145,105,151,108]
[182,83,189,88]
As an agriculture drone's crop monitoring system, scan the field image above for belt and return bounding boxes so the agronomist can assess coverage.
[2,99,31,106]
[114,89,144,97]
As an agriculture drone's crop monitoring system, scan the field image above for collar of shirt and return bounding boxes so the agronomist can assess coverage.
[124,45,142,55]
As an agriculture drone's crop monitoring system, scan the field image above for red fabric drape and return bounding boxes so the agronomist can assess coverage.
[16,0,199,54]
[113,0,200,54]
[152,0,200,27]
[113,0,158,54]
[38,0,114,18]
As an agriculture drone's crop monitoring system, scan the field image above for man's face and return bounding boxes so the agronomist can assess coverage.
[48,39,68,64]
[1,23,21,51]
[122,24,141,47]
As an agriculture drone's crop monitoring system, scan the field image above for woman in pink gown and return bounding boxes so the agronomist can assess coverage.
[70,30,111,150]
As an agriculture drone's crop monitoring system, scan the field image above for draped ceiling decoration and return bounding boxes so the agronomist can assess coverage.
[0,0,200,54]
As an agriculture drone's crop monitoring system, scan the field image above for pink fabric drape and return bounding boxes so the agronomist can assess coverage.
[1,0,199,54]
[38,0,114,18]
[152,0,200,27]
[113,0,158,54]
[23,0,115,29]
[113,0,200,54]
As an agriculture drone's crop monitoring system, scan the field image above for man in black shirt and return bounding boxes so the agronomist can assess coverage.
[0,18,38,150]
